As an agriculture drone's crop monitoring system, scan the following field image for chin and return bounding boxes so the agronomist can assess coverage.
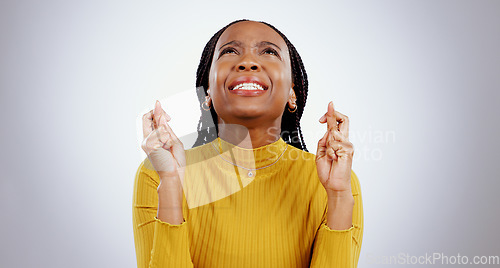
[232,109,264,119]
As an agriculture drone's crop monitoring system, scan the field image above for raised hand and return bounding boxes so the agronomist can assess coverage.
[141,100,186,182]
[316,101,354,196]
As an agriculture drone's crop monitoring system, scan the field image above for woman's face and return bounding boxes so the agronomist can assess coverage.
[208,21,294,127]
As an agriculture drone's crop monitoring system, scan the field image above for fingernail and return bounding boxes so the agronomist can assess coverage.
[166,113,171,121]
[154,100,159,113]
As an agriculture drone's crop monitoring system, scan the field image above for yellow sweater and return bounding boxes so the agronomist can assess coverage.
[133,136,363,267]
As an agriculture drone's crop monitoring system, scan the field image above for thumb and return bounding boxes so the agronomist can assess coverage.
[153,100,162,126]
[316,131,328,156]
[154,100,171,127]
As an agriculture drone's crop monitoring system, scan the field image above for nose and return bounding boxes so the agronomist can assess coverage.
[237,54,261,71]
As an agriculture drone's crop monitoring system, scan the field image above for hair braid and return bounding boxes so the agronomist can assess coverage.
[193,19,309,152]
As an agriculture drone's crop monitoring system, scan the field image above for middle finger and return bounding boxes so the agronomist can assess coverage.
[142,110,154,138]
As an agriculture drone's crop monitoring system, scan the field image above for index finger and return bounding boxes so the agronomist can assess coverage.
[162,120,180,142]
[326,101,350,140]
[326,101,338,132]
[335,110,349,141]
[153,106,179,142]
[142,110,154,138]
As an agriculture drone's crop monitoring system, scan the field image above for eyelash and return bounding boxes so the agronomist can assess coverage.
[262,48,279,56]
[220,47,280,57]
[221,48,237,55]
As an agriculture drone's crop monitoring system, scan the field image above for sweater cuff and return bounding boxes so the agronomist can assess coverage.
[154,217,187,227]
[149,217,192,267]
[321,223,354,232]
[310,223,354,267]
[316,222,354,249]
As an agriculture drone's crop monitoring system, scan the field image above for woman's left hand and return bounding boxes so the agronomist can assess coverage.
[316,101,354,196]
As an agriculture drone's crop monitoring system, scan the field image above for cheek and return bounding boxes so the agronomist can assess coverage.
[209,62,231,90]
[267,62,293,93]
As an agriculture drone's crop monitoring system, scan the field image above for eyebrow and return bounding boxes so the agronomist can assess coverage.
[219,40,282,51]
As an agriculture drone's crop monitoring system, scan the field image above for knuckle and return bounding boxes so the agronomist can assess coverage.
[158,125,167,133]
[143,110,153,118]
[141,139,150,152]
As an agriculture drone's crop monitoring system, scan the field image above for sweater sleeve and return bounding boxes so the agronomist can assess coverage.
[310,170,364,267]
[132,160,194,268]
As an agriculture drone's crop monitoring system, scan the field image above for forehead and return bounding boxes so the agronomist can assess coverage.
[216,21,288,50]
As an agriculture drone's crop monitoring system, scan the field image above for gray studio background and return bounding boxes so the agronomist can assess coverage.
[1,0,499,267]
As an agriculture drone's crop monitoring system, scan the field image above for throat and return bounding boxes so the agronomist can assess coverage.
[217,122,281,149]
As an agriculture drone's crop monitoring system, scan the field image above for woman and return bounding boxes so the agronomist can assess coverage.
[133,19,363,267]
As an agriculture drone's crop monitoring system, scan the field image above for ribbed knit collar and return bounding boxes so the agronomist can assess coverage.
[209,136,289,171]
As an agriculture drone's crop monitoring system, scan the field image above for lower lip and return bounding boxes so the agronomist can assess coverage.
[228,89,268,96]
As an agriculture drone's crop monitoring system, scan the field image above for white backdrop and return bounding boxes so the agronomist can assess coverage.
[1,0,499,267]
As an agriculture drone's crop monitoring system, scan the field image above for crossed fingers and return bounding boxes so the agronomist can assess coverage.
[319,101,349,142]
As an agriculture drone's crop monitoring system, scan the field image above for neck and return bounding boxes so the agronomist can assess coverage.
[217,118,282,149]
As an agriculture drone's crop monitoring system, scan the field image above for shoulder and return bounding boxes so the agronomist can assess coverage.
[184,141,215,165]
[281,144,323,192]
[134,157,160,186]
[283,144,318,165]
[136,157,157,177]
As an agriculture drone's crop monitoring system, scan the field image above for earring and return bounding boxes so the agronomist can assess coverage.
[201,97,211,111]
[288,103,297,113]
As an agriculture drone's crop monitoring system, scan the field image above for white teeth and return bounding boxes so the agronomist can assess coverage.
[232,82,264,90]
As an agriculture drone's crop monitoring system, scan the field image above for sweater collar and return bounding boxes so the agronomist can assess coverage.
[210,136,289,171]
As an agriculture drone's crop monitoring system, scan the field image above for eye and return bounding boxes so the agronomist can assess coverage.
[262,48,279,56]
[220,47,237,55]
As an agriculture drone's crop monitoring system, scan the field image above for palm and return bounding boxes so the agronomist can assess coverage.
[316,151,351,192]
[161,140,185,175]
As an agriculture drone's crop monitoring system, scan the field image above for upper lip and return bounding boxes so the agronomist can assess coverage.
[228,76,269,90]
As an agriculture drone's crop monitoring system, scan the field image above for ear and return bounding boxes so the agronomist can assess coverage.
[206,88,212,105]
[207,88,213,102]
[288,88,297,103]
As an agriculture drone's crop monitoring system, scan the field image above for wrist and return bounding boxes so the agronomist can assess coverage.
[157,180,183,210]
[157,178,183,193]
[157,170,179,178]
[326,188,353,199]
[327,195,354,208]
[327,191,354,210]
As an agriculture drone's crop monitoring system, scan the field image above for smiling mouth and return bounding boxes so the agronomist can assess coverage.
[229,82,269,91]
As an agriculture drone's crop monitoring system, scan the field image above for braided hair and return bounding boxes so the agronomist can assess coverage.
[192,19,309,152]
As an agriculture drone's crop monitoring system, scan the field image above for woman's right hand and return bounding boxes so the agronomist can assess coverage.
[141,100,186,183]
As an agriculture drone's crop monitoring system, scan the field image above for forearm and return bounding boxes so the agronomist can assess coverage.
[157,175,184,225]
[325,190,354,230]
